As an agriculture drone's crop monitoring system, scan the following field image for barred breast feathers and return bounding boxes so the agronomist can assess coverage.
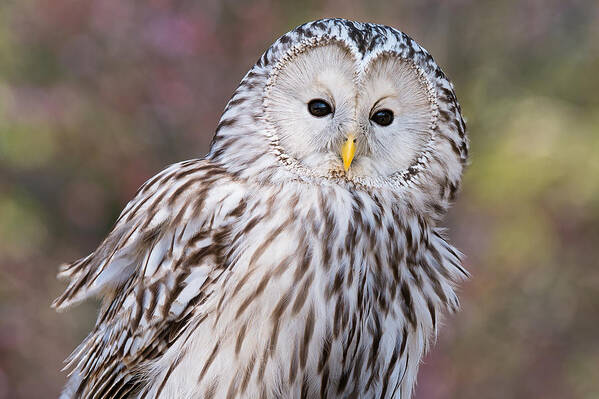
[53,157,467,398]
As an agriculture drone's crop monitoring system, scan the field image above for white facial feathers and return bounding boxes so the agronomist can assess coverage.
[264,44,357,175]
[264,40,437,180]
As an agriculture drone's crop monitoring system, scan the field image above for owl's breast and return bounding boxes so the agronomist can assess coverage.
[144,182,433,398]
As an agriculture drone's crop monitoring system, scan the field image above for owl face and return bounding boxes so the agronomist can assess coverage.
[264,41,436,180]
[211,19,467,210]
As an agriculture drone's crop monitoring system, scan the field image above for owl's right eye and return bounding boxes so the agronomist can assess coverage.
[308,99,333,117]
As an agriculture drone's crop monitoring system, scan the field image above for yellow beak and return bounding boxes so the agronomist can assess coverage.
[341,134,357,172]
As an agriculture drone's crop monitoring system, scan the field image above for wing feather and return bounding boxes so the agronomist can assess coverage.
[53,159,245,398]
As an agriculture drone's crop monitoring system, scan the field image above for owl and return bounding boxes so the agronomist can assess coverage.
[54,18,468,399]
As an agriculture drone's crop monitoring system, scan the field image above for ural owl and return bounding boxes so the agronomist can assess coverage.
[54,18,469,399]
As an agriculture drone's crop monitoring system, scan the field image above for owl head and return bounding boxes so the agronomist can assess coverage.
[209,19,468,218]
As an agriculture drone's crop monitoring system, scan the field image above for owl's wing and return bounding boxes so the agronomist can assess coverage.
[53,159,246,398]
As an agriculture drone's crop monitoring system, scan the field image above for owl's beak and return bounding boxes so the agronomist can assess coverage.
[341,135,356,172]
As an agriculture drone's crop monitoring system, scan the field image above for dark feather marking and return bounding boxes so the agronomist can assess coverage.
[318,333,331,373]
[198,340,220,383]
[161,271,189,321]
[144,281,160,320]
[333,295,345,339]
[85,362,121,398]
[405,225,414,252]
[155,351,184,397]
[428,299,437,330]
[241,216,261,236]
[351,348,365,390]
[235,323,247,355]
[293,241,312,281]
[291,272,314,315]
[231,267,258,298]
[379,342,400,399]
[124,185,163,223]
[138,189,170,231]
[341,301,350,334]
[138,385,150,399]
[248,216,293,268]
[235,271,270,320]
[227,197,247,218]
[240,353,256,394]
[318,191,335,271]
[331,266,345,298]
[301,375,310,399]
[272,254,294,278]
[187,230,211,247]
[367,313,382,370]
[225,369,241,399]
[419,260,448,305]
[131,283,145,331]
[337,367,351,394]
[257,347,269,382]
[289,340,299,385]
[407,262,424,293]
[204,377,219,399]
[394,353,410,394]
[345,257,354,287]
[133,167,172,198]
[270,290,293,355]
[112,377,139,399]
[216,117,238,131]
[401,281,417,328]
[320,365,330,399]
[364,362,380,393]
[226,96,249,108]
[399,327,408,357]
[300,305,315,370]
[167,176,210,206]
[172,162,218,180]
[377,291,389,316]
[343,313,358,366]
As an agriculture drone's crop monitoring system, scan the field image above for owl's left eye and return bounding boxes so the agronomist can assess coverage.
[308,99,333,117]
[371,109,394,126]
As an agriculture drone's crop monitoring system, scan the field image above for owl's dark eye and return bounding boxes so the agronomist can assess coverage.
[308,99,333,117]
[371,109,394,126]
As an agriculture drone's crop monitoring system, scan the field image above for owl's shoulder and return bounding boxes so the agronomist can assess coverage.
[53,159,245,307]
[53,158,253,397]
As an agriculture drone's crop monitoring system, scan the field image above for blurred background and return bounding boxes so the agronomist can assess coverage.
[1,0,598,398]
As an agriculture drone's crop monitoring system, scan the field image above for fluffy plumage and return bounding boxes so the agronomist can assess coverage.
[54,18,469,398]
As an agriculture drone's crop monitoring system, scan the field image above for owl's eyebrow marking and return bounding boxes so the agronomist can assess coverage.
[312,83,336,109]
[370,95,393,115]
